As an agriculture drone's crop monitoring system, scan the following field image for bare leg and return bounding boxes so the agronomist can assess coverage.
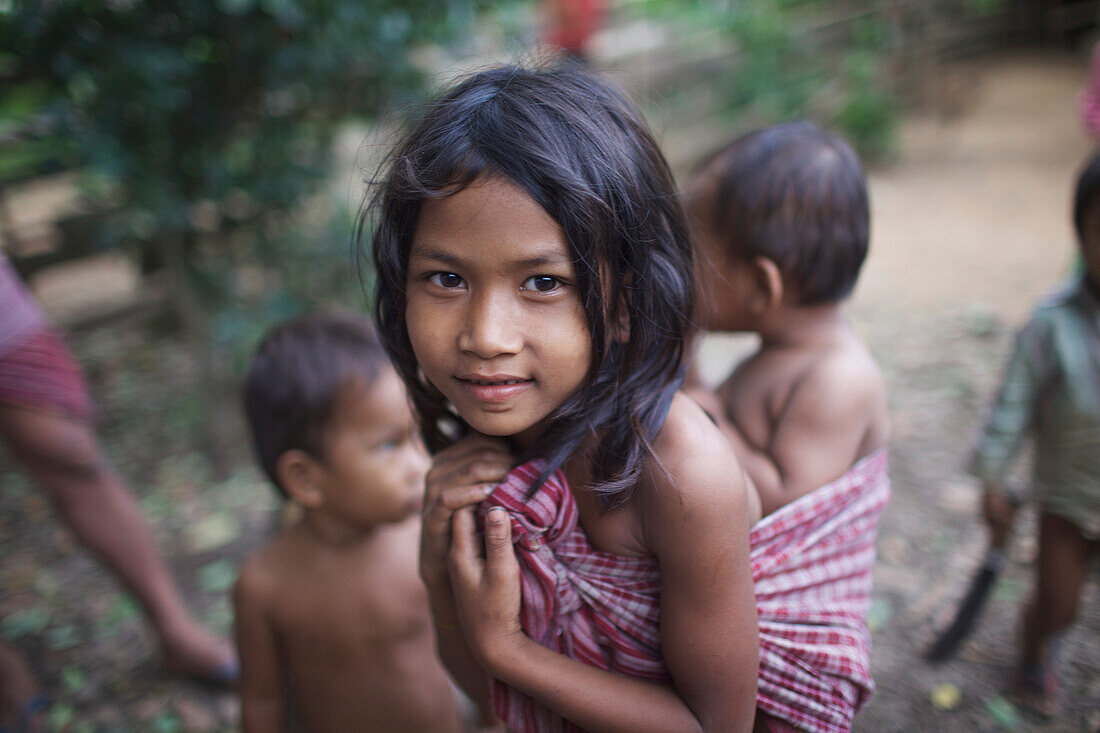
[1017,511,1098,711]
[0,639,44,732]
[0,404,235,681]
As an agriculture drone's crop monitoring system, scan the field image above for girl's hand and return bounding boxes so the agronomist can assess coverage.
[420,435,515,592]
[448,505,526,670]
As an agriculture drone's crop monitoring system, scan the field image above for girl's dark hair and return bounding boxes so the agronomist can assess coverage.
[702,120,869,305]
[364,62,694,501]
[1073,148,1100,244]
[243,312,389,497]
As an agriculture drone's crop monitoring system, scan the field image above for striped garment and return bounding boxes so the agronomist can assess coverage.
[0,327,93,420]
[0,254,47,357]
[480,450,890,733]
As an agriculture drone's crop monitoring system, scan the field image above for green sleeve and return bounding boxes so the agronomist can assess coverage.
[967,317,1050,485]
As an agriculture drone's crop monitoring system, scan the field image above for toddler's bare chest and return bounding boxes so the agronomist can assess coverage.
[276,554,430,655]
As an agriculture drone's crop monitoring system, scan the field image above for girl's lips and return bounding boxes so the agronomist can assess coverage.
[457,376,533,403]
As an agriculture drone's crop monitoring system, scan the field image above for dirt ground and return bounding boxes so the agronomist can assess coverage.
[2,49,1099,732]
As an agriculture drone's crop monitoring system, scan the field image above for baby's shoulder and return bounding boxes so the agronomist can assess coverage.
[798,337,885,408]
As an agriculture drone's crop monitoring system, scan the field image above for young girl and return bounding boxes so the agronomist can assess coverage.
[367,64,761,731]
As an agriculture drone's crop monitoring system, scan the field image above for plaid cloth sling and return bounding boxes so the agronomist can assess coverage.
[482,450,890,733]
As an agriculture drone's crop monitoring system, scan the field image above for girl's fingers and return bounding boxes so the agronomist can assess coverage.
[424,484,495,526]
[448,505,479,578]
[425,459,513,503]
[483,507,518,587]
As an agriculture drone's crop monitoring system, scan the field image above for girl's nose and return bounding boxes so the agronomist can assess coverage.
[458,292,522,358]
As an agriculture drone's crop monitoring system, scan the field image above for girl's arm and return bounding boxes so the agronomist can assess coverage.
[233,564,286,733]
[449,402,758,732]
[420,434,516,707]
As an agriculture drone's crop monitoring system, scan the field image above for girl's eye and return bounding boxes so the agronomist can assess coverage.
[521,275,561,293]
[429,272,464,288]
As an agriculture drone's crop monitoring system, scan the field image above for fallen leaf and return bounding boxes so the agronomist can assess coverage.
[47,702,76,731]
[984,695,1020,729]
[46,624,81,650]
[152,711,182,733]
[867,597,892,634]
[992,577,1023,603]
[1,607,50,640]
[197,559,237,594]
[97,595,140,637]
[186,512,240,554]
[61,666,87,694]
[931,682,962,710]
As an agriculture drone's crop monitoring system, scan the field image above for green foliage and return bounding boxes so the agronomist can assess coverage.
[1,607,50,639]
[629,0,899,159]
[0,0,511,354]
[197,558,238,593]
[1,0,494,213]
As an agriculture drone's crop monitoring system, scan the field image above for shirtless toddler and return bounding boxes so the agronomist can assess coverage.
[686,121,889,517]
[234,312,465,733]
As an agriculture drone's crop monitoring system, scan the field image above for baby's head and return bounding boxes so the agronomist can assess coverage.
[688,121,869,331]
[1072,149,1100,290]
[244,312,427,527]
[368,62,694,497]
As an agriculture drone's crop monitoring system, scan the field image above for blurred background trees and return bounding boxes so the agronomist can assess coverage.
[0,0,515,466]
[0,0,1076,465]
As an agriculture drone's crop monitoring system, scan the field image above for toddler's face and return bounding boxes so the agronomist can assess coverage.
[404,176,592,447]
[686,183,757,333]
[313,370,429,528]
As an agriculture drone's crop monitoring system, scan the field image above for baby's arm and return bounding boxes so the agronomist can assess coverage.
[725,358,881,512]
[233,560,286,733]
[449,402,759,732]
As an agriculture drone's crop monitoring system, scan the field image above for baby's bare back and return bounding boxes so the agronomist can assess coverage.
[252,520,463,733]
[718,332,888,516]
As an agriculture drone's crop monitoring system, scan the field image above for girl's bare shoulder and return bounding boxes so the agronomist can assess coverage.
[639,393,752,530]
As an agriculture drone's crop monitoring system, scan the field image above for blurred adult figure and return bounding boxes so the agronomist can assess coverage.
[0,252,236,730]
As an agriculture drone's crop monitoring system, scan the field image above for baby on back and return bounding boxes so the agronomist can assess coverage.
[686,121,889,517]
[233,312,465,733]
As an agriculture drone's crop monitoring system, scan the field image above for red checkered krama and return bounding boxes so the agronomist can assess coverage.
[480,450,890,733]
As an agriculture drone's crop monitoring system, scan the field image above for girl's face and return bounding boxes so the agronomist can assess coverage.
[405,176,592,447]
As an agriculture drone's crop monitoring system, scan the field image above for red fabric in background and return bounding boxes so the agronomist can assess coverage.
[0,326,93,421]
[543,0,606,55]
